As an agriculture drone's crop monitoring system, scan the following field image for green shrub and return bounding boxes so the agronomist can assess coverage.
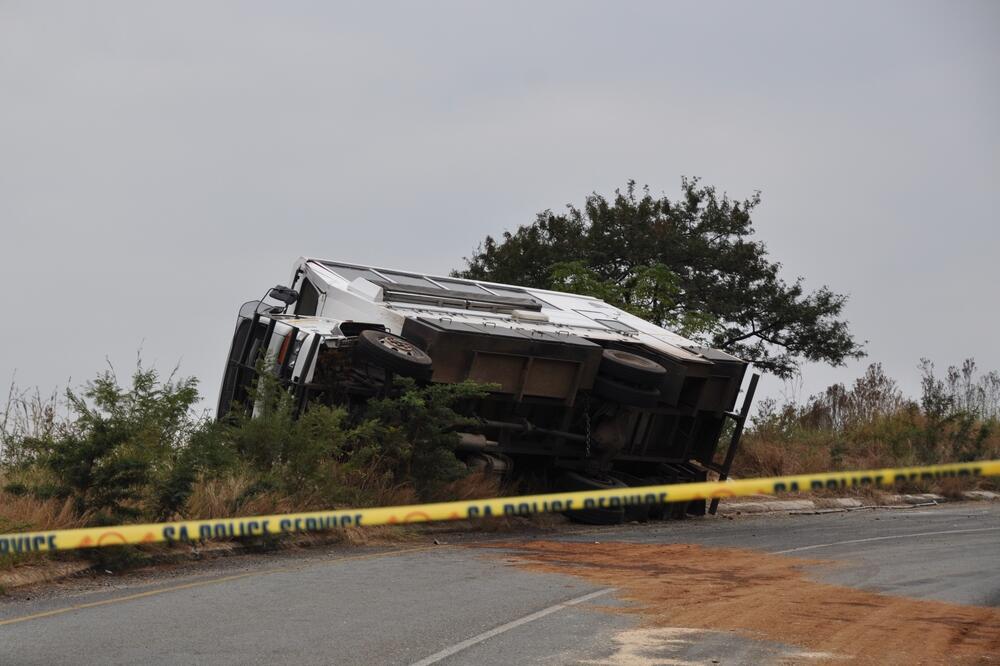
[4,363,200,521]
[217,372,489,503]
[1,358,492,525]
[349,378,489,499]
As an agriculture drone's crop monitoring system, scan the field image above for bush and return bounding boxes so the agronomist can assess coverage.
[1,359,491,528]
[3,362,200,522]
[349,378,489,499]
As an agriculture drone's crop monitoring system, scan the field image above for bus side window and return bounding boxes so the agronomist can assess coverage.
[296,278,320,316]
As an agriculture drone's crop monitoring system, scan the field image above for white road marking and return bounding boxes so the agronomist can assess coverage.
[409,588,614,665]
[770,526,1000,555]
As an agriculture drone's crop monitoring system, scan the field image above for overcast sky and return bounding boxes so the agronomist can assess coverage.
[2,0,998,413]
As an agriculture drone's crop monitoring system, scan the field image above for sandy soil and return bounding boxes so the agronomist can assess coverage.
[487,540,1000,665]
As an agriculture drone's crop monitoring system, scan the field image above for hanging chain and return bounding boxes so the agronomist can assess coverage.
[584,393,592,458]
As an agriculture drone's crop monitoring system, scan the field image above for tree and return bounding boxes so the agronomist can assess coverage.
[454,179,865,378]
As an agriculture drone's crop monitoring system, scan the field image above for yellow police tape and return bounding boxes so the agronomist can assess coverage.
[3,459,999,554]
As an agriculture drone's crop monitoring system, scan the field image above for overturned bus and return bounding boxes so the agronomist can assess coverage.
[218,258,758,522]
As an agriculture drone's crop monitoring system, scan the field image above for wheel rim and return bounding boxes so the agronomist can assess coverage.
[378,335,420,357]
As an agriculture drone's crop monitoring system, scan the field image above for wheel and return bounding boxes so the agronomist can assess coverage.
[591,375,660,409]
[599,349,666,389]
[632,473,696,520]
[355,330,433,378]
[607,471,653,523]
[630,475,671,520]
[555,471,627,525]
[464,453,512,475]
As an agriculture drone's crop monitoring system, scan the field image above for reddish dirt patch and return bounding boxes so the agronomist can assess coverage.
[483,541,1000,665]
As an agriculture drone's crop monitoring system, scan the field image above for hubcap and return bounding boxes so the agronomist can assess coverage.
[378,335,418,357]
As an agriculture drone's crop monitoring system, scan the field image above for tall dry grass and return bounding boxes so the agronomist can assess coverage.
[734,362,1000,492]
[0,492,90,534]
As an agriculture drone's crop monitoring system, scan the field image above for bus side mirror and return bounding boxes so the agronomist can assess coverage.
[268,285,298,305]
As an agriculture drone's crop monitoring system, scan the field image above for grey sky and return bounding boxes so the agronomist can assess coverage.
[2,1,998,411]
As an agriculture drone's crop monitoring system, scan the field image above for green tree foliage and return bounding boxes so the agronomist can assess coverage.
[455,179,865,377]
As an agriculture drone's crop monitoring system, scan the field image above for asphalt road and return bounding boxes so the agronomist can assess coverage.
[2,502,998,665]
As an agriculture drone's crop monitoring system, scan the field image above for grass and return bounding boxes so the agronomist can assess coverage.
[0,481,90,534]
[733,361,1000,495]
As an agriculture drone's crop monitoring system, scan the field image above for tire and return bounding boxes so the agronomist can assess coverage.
[591,375,660,409]
[607,471,653,523]
[599,349,666,389]
[464,453,512,475]
[631,474,692,520]
[642,476,670,520]
[355,330,433,378]
[555,471,626,525]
